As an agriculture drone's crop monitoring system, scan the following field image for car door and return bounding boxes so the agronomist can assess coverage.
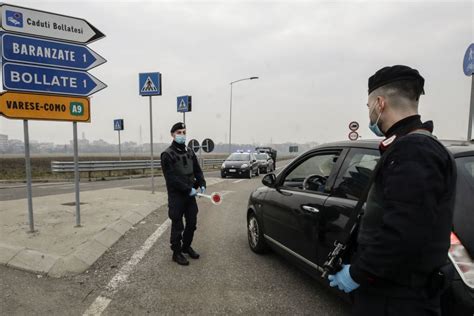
[315,147,380,264]
[261,149,345,264]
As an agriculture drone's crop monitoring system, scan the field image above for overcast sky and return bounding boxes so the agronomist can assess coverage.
[0,0,472,146]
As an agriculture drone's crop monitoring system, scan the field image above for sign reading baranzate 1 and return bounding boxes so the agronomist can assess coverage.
[463,43,474,76]
[0,91,90,122]
[0,3,105,43]
[2,62,107,96]
[1,33,106,70]
[177,95,192,113]
[139,72,162,96]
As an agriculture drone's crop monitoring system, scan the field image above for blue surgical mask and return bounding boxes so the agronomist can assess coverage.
[368,102,385,137]
[175,135,186,144]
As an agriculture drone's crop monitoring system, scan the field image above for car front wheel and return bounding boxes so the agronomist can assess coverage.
[247,212,268,254]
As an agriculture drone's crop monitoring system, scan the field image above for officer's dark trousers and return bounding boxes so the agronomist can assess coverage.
[168,195,198,252]
[352,288,441,316]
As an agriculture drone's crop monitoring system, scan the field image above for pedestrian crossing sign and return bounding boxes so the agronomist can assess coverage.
[114,119,124,131]
[139,72,162,96]
[177,95,192,112]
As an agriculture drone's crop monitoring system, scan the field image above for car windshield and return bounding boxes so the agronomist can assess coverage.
[227,153,250,161]
[256,154,268,160]
[453,155,474,256]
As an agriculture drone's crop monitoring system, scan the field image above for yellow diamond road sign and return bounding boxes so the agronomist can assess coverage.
[0,91,90,122]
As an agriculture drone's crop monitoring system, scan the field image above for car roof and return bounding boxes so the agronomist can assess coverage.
[312,139,474,157]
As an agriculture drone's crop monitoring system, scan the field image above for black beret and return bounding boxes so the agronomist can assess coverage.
[170,122,186,133]
[368,65,425,95]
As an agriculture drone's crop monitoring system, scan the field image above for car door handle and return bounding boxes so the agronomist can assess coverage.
[302,205,320,213]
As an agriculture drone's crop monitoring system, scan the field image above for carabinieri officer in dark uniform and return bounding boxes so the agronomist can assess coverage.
[328,65,457,315]
[161,122,206,266]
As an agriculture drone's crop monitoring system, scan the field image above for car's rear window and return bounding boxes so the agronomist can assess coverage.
[256,154,268,159]
[453,156,474,256]
[227,153,250,161]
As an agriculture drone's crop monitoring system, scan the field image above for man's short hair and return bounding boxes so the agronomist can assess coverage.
[377,79,424,102]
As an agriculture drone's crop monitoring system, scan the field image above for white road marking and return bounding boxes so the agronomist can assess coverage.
[83,219,171,316]
[232,179,245,183]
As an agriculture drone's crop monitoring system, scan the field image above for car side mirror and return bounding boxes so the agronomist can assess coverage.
[262,173,276,188]
[252,159,256,163]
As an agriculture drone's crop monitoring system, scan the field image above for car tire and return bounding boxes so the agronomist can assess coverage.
[247,212,268,254]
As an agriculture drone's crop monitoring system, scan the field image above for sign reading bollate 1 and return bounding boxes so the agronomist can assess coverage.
[0,91,90,122]
[1,33,106,70]
[0,3,105,44]
[2,62,107,96]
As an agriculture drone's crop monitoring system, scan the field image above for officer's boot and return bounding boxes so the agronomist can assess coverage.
[182,246,200,259]
[172,251,189,266]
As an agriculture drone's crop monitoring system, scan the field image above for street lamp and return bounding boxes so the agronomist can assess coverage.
[229,76,259,153]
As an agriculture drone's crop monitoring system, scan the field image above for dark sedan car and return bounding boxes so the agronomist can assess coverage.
[246,139,474,315]
[255,153,274,174]
[221,152,260,178]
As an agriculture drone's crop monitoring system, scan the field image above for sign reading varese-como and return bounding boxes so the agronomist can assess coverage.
[0,91,90,122]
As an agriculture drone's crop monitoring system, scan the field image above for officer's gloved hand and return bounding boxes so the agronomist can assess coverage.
[328,264,360,293]
[200,186,206,194]
[189,188,197,197]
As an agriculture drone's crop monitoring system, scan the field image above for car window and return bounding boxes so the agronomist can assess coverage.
[256,154,268,159]
[453,156,474,255]
[332,149,379,200]
[282,152,339,192]
[227,153,250,161]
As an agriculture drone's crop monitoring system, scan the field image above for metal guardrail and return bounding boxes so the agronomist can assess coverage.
[51,159,225,173]
[51,160,162,173]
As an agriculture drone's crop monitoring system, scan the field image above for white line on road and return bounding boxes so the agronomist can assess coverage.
[83,218,171,316]
[232,179,245,183]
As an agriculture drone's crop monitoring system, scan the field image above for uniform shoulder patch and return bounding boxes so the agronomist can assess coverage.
[381,135,397,148]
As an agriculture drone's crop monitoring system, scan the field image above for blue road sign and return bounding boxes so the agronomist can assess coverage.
[463,43,474,76]
[114,119,124,131]
[139,72,161,96]
[2,62,107,96]
[1,33,106,71]
[177,95,192,112]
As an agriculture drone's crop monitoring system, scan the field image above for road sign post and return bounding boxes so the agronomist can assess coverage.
[73,122,81,227]
[177,95,192,125]
[139,72,162,194]
[114,119,124,161]
[463,43,474,140]
[23,120,34,232]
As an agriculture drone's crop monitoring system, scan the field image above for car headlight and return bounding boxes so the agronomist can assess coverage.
[241,164,249,169]
[221,163,226,169]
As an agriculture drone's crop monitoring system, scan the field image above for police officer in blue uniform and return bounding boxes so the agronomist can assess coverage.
[161,122,206,266]
[328,65,457,315]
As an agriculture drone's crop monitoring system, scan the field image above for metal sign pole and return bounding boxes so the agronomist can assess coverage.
[149,96,155,194]
[228,83,233,154]
[118,130,122,161]
[468,75,474,141]
[73,122,81,227]
[183,112,186,124]
[23,120,34,232]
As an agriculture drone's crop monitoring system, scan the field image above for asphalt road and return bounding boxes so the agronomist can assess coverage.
[1,166,350,315]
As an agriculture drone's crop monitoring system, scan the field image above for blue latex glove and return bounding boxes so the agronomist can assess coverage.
[200,186,206,194]
[328,264,360,293]
[189,188,197,197]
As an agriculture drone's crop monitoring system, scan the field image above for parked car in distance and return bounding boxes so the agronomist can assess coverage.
[255,153,274,174]
[221,152,260,178]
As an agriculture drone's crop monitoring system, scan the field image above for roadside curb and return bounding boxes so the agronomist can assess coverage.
[0,201,166,278]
